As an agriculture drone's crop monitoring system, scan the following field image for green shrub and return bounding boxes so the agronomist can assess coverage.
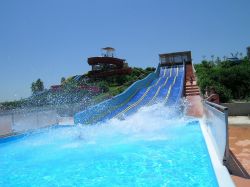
[195,58,250,102]
[98,81,109,93]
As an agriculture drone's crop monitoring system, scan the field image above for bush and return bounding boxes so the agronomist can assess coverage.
[98,81,109,93]
[195,58,250,102]
[115,75,128,85]
[145,67,156,72]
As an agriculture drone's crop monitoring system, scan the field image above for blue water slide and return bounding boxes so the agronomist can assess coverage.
[74,64,161,124]
[100,87,150,120]
[124,85,160,116]
[96,68,172,120]
[155,67,179,101]
[150,76,173,104]
[164,66,185,106]
[99,74,166,121]
[74,64,186,124]
[73,75,81,81]
[122,72,172,116]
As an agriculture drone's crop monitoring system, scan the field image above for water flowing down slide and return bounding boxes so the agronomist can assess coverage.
[74,65,185,124]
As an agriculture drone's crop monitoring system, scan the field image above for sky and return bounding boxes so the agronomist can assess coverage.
[0,0,250,102]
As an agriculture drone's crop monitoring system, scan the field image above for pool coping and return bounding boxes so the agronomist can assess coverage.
[199,118,235,187]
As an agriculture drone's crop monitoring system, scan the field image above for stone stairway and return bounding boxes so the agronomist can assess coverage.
[185,85,200,96]
[184,64,200,96]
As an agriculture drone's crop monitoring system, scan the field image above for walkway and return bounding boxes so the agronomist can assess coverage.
[184,64,203,117]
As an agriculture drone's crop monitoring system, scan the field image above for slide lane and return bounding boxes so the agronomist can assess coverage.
[162,66,184,105]
[165,66,184,106]
[74,65,185,124]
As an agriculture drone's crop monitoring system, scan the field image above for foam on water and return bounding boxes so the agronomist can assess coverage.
[0,102,218,187]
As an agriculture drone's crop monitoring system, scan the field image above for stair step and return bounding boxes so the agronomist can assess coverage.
[186,92,200,95]
[186,85,198,88]
[185,86,199,89]
[186,89,200,93]
[186,90,200,93]
[186,89,200,92]
[186,92,200,96]
[184,64,200,96]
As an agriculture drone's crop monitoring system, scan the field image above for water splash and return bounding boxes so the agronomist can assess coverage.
[62,101,191,144]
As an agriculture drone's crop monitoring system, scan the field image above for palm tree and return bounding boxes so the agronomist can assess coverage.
[36,79,44,91]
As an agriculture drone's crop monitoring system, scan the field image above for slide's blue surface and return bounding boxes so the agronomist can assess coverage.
[74,65,185,124]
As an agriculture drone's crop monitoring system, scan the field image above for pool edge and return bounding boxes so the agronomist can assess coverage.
[199,119,235,187]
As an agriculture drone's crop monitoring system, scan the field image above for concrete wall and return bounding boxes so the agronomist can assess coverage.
[0,109,59,137]
[222,103,250,116]
[12,110,58,132]
[0,115,12,136]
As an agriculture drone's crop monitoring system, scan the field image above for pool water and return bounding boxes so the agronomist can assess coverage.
[0,105,218,187]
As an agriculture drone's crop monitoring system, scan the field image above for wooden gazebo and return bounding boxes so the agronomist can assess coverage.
[87,47,132,78]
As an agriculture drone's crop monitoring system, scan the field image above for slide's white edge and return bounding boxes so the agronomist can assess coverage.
[199,119,235,187]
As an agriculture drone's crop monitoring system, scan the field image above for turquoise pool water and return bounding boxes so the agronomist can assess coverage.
[0,117,218,187]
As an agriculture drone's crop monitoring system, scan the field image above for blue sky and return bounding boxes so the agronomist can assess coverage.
[0,0,250,102]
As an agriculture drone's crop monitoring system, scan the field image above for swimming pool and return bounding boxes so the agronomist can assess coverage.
[0,107,218,186]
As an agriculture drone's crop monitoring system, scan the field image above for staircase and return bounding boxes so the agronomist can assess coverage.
[184,64,200,96]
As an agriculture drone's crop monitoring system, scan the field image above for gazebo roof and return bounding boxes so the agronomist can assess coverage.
[102,47,115,51]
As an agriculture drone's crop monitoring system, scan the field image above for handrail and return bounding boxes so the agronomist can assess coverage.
[191,62,203,98]
[182,61,186,97]
[205,100,228,111]
[203,100,229,166]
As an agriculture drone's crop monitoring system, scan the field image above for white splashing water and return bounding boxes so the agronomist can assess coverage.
[68,101,191,143]
[21,100,194,148]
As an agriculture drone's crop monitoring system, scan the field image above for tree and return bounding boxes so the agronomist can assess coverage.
[211,55,215,62]
[31,79,44,94]
[239,52,243,59]
[195,56,250,102]
[145,67,156,72]
[61,77,66,84]
[215,57,221,64]
[115,75,128,85]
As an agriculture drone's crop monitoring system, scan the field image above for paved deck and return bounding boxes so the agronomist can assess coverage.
[229,125,250,186]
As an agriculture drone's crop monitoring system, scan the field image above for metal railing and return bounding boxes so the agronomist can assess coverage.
[203,100,229,165]
[182,61,186,97]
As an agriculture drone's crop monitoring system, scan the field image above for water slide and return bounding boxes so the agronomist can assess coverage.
[74,64,185,124]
